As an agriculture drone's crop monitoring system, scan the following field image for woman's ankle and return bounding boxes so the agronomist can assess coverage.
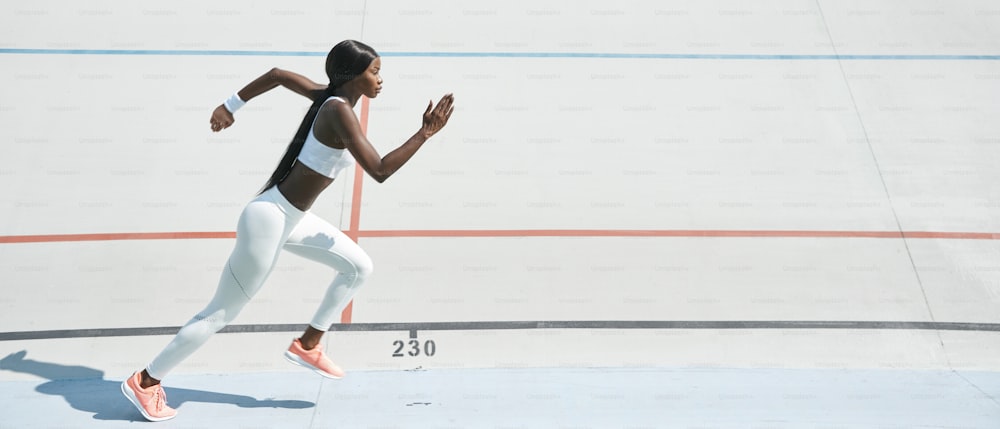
[299,326,326,350]
[139,369,160,389]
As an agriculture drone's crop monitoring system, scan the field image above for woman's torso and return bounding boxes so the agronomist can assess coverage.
[276,96,355,212]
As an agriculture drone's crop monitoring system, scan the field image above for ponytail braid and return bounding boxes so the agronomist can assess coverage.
[256,86,336,195]
[257,40,378,194]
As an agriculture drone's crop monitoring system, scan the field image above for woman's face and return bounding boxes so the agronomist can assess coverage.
[360,57,383,98]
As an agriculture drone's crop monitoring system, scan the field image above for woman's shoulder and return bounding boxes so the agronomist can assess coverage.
[315,96,357,129]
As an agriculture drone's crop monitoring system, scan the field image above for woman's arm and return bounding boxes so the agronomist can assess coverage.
[326,93,455,183]
[239,68,326,100]
[210,68,326,132]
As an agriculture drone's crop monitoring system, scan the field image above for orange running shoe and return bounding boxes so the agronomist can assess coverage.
[284,338,345,379]
[121,371,177,422]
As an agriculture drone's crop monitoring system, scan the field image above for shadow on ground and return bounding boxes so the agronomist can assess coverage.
[0,350,314,421]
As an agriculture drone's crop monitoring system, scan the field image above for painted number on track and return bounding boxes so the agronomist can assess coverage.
[392,339,436,357]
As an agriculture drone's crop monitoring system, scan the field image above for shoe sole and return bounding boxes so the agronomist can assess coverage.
[283,351,343,379]
[120,380,176,422]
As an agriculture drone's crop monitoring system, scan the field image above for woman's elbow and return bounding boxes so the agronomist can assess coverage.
[368,168,392,183]
[266,67,285,83]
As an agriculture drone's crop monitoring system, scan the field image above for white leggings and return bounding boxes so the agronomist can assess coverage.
[146,186,373,380]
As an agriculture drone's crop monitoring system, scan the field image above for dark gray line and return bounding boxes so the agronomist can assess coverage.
[952,369,1000,409]
[2,320,998,341]
[813,1,942,334]
[359,0,368,40]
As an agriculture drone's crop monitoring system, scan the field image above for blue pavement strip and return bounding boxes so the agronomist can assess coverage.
[2,350,998,428]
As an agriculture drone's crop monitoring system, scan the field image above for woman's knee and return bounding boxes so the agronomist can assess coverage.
[339,253,373,285]
[354,253,374,280]
[199,293,249,327]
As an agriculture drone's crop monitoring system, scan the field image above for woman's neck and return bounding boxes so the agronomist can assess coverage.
[332,87,362,107]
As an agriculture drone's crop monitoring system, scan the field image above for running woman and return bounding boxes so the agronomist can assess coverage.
[121,40,455,421]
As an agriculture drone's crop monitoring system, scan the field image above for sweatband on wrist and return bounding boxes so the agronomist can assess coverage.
[223,93,246,113]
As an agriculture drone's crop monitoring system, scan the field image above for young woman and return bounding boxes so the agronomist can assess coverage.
[121,40,455,422]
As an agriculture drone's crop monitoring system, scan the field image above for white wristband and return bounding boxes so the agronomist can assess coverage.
[223,93,246,113]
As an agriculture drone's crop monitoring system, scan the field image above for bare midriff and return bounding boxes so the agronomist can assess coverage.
[276,163,335,212]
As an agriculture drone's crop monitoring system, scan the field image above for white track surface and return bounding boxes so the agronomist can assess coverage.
[2,1,1000,427]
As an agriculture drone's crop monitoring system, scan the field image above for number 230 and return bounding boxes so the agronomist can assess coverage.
[392,339,436,357]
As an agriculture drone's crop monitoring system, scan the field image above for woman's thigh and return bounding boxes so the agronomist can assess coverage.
[282,213,373,274]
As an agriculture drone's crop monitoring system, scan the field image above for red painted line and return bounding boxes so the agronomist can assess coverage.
[345,95,370,242]
[0,231,235,244]
[1,229,998,244]
[355,229,1000,240]
[340,95,371,324]
[902,231,1000,240]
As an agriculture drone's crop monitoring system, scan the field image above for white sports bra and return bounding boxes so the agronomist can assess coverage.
[297,96,355,179]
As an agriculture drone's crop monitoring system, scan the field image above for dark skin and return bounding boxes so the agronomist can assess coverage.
[139,58,454,389]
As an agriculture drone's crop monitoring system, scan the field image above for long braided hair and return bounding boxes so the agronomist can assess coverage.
[258,40,379,194]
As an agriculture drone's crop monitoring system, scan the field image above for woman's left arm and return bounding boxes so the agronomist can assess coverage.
[210,68,326,132]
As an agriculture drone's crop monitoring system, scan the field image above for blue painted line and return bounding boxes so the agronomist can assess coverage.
[0,48,324,57]
[1,48,999,60]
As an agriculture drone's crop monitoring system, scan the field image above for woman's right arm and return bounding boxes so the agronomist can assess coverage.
[327,93,455,183]
[210,68,325,132]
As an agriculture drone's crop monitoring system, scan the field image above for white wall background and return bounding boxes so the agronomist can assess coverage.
[2,1,1000,379]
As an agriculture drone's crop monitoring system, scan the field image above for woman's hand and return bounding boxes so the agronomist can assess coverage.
[420,93,455,138]
[210,105,235,132]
